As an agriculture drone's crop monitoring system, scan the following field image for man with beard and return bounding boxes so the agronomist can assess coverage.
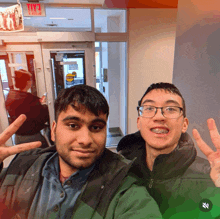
[117,82,218,218]
[0,84,161,219]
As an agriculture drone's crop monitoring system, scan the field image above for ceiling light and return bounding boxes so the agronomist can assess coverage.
[50,18,66,20]
[46,21,57,26]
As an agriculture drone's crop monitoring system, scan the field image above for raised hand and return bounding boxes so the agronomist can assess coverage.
[40,95,47,105]
[193,118,220,187]
[0,114,41,164]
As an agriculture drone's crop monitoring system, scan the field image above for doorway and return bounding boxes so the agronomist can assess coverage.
[0,44,46,145]
[41,42,95,127]
[95,42,127,147]
[50,51,86,99]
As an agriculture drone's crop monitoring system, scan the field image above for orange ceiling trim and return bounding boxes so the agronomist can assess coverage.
[104,0,178,8]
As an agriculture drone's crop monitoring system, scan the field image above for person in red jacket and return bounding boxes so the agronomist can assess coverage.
[5,69,50,148]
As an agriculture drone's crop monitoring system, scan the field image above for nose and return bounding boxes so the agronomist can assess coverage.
[153,108,165,120]
[77,128,93,147]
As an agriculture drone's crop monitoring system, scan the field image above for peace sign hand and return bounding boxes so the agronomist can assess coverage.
[193,118,220,187]
[0,114,42,164]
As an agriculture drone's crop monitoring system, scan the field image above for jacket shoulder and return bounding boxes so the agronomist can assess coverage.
[96,149,134,176]
[117,131,144,152]
[179,156,215,188]
[184,156,211,176]
[107,182,163,219]
[1,147,56,180]
[77,149,161,219]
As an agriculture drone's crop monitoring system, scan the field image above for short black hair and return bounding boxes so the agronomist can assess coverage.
[55,84,109,121]
[14,69,32,90]
[138,82,186,117]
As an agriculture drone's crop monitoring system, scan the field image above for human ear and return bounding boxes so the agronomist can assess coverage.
[137,117,141,130]
[51,121,56,141]
[182,117,189,133]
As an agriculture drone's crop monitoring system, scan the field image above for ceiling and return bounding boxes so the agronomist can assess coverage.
[0,0,178,8]
[104,0,178,8]
[0,0,105,5]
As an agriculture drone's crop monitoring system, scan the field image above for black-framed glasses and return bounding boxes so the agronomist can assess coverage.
[137,105,183,119]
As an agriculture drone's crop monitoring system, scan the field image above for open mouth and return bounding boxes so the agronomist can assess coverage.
[150,128,169,134]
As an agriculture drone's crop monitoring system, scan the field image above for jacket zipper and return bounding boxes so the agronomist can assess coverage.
[148,178,154,188]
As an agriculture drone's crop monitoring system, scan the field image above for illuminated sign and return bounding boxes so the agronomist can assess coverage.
[66,73,75,82]
[0,4,24,32]
[22,3,45,17]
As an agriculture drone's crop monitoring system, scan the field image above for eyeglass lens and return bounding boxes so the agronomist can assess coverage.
[139,106,182,118]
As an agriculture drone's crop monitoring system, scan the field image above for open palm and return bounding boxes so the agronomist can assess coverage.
[193,118,220,187]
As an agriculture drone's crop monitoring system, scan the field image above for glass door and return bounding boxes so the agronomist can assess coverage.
[0,44,46,146]
[41,42,95,126]
[95,42,127,147]
[50,51,86,99]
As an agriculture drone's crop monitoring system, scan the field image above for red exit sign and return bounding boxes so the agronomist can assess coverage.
[22,3,46,17]
[27,3,42,16]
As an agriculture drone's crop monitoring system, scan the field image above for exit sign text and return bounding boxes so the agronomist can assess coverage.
[22,3,46,17]
[27,3,42,16]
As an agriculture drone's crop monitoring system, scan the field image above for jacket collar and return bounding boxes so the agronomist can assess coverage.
[118,131,197,180]
[152,132,197,179]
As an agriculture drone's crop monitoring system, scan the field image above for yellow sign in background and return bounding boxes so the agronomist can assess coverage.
[66,72,77,82]
[66,73,74,82]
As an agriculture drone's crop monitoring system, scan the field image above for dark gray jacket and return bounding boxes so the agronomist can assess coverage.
[0,146,162,219]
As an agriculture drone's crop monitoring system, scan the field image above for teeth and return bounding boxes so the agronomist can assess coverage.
[151,128,168,134]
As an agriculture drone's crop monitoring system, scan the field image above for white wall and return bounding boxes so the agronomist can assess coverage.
[107,16,120,129]
[127,8,177,133]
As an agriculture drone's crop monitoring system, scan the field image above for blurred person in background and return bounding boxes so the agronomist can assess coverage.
[5,69,50,148]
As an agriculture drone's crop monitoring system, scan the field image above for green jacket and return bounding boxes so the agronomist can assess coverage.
[118,132,220,219]
[0,146,162,219]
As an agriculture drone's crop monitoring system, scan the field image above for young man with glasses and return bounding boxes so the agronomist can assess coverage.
[117,82,216,218]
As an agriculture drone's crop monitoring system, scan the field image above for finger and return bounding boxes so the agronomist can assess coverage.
[207,118,220,150]
[192,128,214,158]
[0,115,27,145]
[3,141,42,158]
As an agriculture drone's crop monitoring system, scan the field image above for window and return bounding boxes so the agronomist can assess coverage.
[94,9,126,33]
[23,7,91,32]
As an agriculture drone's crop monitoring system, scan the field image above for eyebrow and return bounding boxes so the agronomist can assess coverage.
[142,99,181,106]
[142,99,155,105]
[165,100,181,106]
[62,116,107,125]
[62,116,81,122]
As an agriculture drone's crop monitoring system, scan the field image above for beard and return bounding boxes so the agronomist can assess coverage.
[56,142,105,175]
